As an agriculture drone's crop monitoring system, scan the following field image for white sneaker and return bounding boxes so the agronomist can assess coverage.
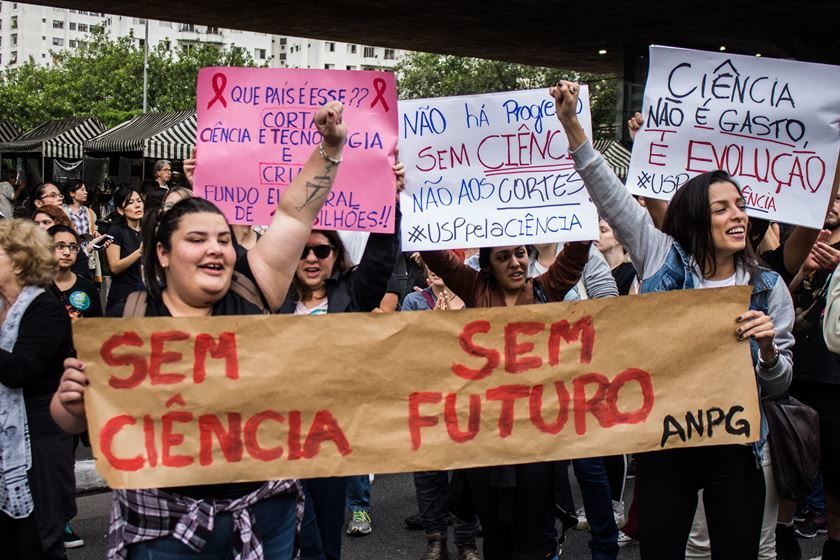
[613,500,626,529]
[574,507,589,531]
[617,531,638,547]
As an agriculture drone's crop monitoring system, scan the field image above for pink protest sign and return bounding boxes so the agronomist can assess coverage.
[194,67,398,231]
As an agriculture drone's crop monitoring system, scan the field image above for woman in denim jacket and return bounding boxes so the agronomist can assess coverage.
[550,82,794,560]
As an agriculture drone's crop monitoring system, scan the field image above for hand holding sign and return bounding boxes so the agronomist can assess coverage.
[51,357,90,435]
[183,148,196,186]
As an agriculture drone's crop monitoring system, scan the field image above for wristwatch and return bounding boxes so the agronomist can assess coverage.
[759,344,780,369]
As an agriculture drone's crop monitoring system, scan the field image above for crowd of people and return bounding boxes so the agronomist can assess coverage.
[0,85,837,560]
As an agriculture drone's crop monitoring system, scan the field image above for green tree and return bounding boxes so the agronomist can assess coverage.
[395,52,620,138]
[0,26,264,130]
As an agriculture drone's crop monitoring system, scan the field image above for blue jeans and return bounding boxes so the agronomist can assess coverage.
[805,473,826,515]
[573,458,619,560]
[127,493,297,559]
[346,475,370,513]
[301,478,348,560]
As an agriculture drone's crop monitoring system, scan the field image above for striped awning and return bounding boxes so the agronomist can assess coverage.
[0,117,105,158]
[593,138,632,180]
[0,120,21,143]
[85,111,196,160]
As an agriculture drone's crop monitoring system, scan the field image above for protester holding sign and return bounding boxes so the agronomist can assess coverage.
[421,241,589,560]
[551,81,794,559]
[279,165,402,556]
[0,219,76,560]
[50,101,348,560]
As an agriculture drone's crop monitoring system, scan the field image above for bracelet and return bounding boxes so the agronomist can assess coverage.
[319,142,343,165]
[758,344,780,369]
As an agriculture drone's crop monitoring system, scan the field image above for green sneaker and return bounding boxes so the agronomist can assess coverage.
[346,510,372,536]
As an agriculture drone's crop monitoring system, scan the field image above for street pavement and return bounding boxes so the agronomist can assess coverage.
[66,471,827,559]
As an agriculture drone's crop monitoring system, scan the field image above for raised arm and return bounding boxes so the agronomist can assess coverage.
[550,82,672,280]
[539,241,591,301]
[348,210,401,312]
[247,102,348,310]
[824,266,840,353]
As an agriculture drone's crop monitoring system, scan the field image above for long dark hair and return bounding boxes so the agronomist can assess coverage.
[142,197,228,300]
[662,170,759,278]
[292,229,351,301]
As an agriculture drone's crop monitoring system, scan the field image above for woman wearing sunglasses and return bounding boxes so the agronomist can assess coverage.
[278,168,403,560]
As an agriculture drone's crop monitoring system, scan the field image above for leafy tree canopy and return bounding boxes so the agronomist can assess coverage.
[0,26,264,130]
[395,52,620,138]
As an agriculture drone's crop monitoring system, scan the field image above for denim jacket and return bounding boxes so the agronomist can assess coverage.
[570,139,794,462]
[641,242,782,460]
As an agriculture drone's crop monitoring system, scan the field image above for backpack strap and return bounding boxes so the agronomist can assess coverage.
[123,275,269,316]
[87,207,97,235]
[122,291,148,317]
[229,272,269,314]
[421,289,436,309]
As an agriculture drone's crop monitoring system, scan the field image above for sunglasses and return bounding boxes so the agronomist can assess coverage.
[301,244,334,260]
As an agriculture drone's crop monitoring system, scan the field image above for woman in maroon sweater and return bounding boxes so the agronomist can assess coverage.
[421,242,590,560]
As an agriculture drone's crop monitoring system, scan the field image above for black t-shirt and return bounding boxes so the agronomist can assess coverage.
[50,275,102,319]
[611,261,637,296]
[109,253,265,499]
[0,291,74,400]
[106,223,142,309]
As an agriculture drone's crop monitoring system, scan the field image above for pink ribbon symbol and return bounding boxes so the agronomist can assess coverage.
[370,78,390,112]
[207,73,228,109]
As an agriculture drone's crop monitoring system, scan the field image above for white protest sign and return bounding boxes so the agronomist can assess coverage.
[627,46,840,228]
[399,88,598,250]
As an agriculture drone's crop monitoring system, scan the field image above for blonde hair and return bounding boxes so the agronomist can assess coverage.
[0,219,57,288]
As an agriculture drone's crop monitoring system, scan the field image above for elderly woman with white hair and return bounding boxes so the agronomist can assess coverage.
[153,159,172,190]
[0,219,75,559]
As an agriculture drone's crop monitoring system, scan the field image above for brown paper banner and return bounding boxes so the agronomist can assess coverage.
[73,286,758,490]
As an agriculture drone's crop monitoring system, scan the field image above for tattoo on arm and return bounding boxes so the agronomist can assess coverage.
[296,161,337,211]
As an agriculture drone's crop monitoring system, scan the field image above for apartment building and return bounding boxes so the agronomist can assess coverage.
[0,1,405,70]
[276,36,402,70]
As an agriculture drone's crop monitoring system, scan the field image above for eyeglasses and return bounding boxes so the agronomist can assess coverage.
[40,192,63,201]
[54,243,80,253]
[300,245,334,260]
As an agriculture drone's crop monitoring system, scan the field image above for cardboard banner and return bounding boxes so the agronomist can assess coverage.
[75,286,758,490]
[399,89,598,251]
[193,67,398,231]
[627,46,840,228]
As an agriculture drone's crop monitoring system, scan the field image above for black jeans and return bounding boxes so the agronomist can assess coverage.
[300,477,348,560]
[469,463,554,560]
[636,445,764,560]
[413,470,479,545]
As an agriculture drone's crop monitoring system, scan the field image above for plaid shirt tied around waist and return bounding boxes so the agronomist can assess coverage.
[107,480,303,560]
